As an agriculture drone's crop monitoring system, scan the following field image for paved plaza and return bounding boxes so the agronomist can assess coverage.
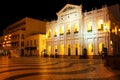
[0,56,120,80]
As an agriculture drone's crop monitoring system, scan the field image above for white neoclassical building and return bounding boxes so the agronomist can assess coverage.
[46,4,120,58]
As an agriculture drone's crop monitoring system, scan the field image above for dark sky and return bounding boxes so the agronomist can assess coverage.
[0,0,119,36]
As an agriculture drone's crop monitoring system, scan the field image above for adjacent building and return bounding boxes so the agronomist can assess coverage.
[2,17,46,56]
[25,33,46,56]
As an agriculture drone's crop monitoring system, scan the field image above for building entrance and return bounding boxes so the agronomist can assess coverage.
[68,45,71,56]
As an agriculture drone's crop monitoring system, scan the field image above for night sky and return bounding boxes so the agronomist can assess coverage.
[0,0,119,36]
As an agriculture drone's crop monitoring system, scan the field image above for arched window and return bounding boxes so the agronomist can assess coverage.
[87,21,92,32]
[48,30,51,37]
[66,24,71,34]
[74,23,79,33]
[54,29,58,37]
[60,25,64,35]
[97,19,103,30]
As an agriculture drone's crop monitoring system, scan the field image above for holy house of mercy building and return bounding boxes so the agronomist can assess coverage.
[46,4,120,58]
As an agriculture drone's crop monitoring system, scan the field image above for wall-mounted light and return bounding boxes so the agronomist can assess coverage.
[118,29,120,32]
[110,40,112,46]
[104,24,108,32]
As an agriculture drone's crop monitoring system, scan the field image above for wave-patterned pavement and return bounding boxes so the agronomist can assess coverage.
[0,56,120,80]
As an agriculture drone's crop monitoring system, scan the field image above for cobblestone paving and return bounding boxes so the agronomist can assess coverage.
[0,56,120,80]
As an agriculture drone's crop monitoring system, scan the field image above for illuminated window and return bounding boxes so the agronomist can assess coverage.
[54,29,58,37]
[60,26,64,35]
[115,27,117,35]
[4,36,7,41]
[60,44,64,55]
[112,27,118,35]
[87,21,92,32]
[48,46,51,55]
[88,43,93,55]
[48,30,51,37]
[8,34,12,40]
[99,42,104,53]
[112,29,115,33]
[103,24,108,32]
[66,24,71,34]
[54,45,58,54]
[74,23,79,33]
[118,29,120,32]
[97,19,103,30]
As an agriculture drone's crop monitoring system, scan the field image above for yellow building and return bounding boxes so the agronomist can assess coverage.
[25,33,46,56]
[2,17,46,56]
[46,4,120,58]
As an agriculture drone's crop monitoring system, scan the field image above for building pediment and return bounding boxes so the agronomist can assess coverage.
[57,4,80,15]
[62,5,75,12]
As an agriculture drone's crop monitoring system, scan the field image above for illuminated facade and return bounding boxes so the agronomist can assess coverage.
[25,34,46,56]
[46,4,120,58]
[2,17,46,55]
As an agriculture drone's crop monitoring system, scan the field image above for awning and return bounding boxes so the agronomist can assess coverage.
[25,47,36,50]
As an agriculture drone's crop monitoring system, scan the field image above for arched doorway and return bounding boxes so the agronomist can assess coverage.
[54,45,58,55]
[75,44,78,56]
[88,43,93,55]
[99,42,104,54]
[60,44,64,55]
[48,46,51,56]
[68,44,71,56]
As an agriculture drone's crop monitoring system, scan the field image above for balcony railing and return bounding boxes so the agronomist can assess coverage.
[48,35,51,37]
[60,33,64,36]
[66,32,71,34]
[54,35,57,37]
[87,30,92,32]
[74,31,79,33]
